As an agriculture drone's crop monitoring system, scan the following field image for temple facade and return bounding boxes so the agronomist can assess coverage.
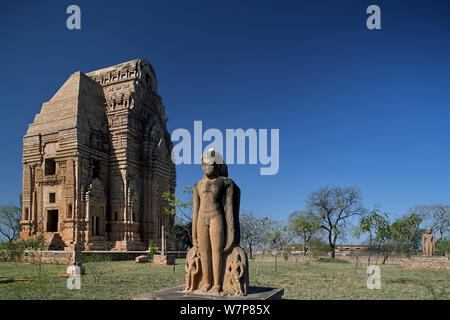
[20,59,176,251]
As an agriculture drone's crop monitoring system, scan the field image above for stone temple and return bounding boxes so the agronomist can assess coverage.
[20,59,176,251]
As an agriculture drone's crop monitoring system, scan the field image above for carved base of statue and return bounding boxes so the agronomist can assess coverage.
[184,245,249,296]
[222,246,249,296]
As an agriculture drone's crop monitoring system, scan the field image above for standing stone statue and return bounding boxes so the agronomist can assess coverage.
[422,228,435,257]
[184,148,249,296]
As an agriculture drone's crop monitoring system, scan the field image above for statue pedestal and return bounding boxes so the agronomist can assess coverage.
[133,285,284,300]
[399,256,450,270]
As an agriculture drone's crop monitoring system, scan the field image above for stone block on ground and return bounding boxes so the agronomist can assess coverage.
[153,254,175,265]
[136,255,149,263]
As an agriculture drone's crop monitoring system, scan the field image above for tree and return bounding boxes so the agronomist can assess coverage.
[306,186,365,258]
[390,213,423,255]
[264,221,294,272]
[0,205,21,242]
[352,204,392,264]
[435,237,449,259]
[288,210,321,256]
[162,186,193,249]
[408,205,449,240]
[240,212,267,259]
[255,217,274,275]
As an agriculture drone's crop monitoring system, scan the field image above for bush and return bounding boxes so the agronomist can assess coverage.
[80,253,112,286]
[0,240,26,263]
[436,238,450,257]
[148,240,158,262]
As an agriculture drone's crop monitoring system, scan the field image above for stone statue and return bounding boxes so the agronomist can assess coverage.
[224,247,249,295]
[185,148,249,296]
[422,228,435,257]
[184,247,201,292]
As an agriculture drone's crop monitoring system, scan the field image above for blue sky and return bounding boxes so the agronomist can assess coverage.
[0,1,449,242]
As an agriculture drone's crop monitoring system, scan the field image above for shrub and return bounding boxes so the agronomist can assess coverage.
[148,240,158,262]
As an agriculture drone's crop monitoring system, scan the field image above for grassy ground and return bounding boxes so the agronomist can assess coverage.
[0,258,448,300]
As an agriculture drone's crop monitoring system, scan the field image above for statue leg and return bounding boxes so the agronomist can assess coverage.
[184,272,191,291]
[197,218,212,291]
[209,216,224,293]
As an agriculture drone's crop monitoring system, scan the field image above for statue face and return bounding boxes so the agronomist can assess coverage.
[200,148,223,178]
[426,228,432,234]
[202,162,217,178]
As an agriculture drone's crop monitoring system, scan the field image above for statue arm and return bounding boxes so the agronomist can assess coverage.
[192,183,200,248]
[223,180,237,254]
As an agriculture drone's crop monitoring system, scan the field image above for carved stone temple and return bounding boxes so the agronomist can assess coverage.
[20,59,176,251]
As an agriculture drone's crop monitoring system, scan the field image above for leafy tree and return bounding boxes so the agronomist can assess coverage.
[26,235,46,278]
[240,212,267,259]
[390,213,423,255]
[352,205,392,264]
[288,210,321,256]
[0,205,21,242]
[435,237,449,258]
[306,186,365,258]
[162,186,193,249]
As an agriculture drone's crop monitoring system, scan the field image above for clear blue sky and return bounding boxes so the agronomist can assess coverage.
[0,1,449,243]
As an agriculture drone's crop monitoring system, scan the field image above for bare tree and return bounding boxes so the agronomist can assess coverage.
[306,186,365,258]
[264,221,295,272]
[240,212,267,259]
[409,205,449,240]
[0,205,21,242]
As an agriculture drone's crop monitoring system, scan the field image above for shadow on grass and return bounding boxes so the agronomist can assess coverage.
[388,278,448,300]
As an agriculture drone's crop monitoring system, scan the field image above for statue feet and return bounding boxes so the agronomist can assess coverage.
[208,285,222,295]
[199,284,212,293]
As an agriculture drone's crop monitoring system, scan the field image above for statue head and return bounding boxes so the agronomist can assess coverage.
[426,227,432,234]
[201,148,224,179]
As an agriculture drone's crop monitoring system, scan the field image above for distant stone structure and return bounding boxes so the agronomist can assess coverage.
[422,228,435,257]
[185,149,249,296]
[20,59,176,251]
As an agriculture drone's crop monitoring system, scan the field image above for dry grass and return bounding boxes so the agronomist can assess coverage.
[0,258,448,300]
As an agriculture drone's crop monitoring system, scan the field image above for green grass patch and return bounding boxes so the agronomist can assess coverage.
[316,258,351,264]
